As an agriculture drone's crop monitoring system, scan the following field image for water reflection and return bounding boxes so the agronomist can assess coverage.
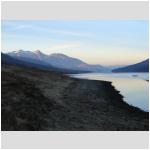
[70,73,149,112]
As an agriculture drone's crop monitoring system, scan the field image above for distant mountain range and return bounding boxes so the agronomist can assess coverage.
[112,59,149,72]
[3,50,148,73]
[1,53,90,74]
[7,50,111,73]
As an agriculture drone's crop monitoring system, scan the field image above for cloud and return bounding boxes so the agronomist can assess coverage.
[46,29,93,37]
[29,26,93,37]
[47,42,82,51]
[2,21,32,30]
[2,21,93,37]
[14,25,33,30]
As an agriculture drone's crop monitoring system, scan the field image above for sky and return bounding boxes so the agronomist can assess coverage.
[1,20,149,66]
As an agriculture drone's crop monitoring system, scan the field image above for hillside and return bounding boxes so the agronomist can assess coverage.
[7,50,110,72]
[113,59,149,72]
[1,64,148,131]
[1,53,89,74]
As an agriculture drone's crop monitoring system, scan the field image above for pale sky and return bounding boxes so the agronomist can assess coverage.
[1,20,149,66]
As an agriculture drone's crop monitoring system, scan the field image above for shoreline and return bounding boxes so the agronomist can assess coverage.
[68,74,149,113]
[101,80,148,115]
[72,77,148,115]
[2,64,149,131]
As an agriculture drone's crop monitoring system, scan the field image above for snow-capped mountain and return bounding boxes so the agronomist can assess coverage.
[8,50,47,61]
[1,53,89,74]
[7,50,111,72]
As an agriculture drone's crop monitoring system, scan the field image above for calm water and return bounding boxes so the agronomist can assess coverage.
[70,73,149,112]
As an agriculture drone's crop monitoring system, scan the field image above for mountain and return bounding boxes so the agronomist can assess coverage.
[106,65,126,70]
[1,52,56,70]
[8,49,47,60]
[7,50,110,72]
[112,59,149,72]
[44,53,110,72]
[1,53,89,74]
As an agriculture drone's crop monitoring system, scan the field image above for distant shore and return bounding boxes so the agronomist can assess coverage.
[1,64,149,131]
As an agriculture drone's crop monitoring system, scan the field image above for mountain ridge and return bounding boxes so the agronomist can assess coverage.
[112,59,149,72]
[7,50,110,72]
[1,53,90,74]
